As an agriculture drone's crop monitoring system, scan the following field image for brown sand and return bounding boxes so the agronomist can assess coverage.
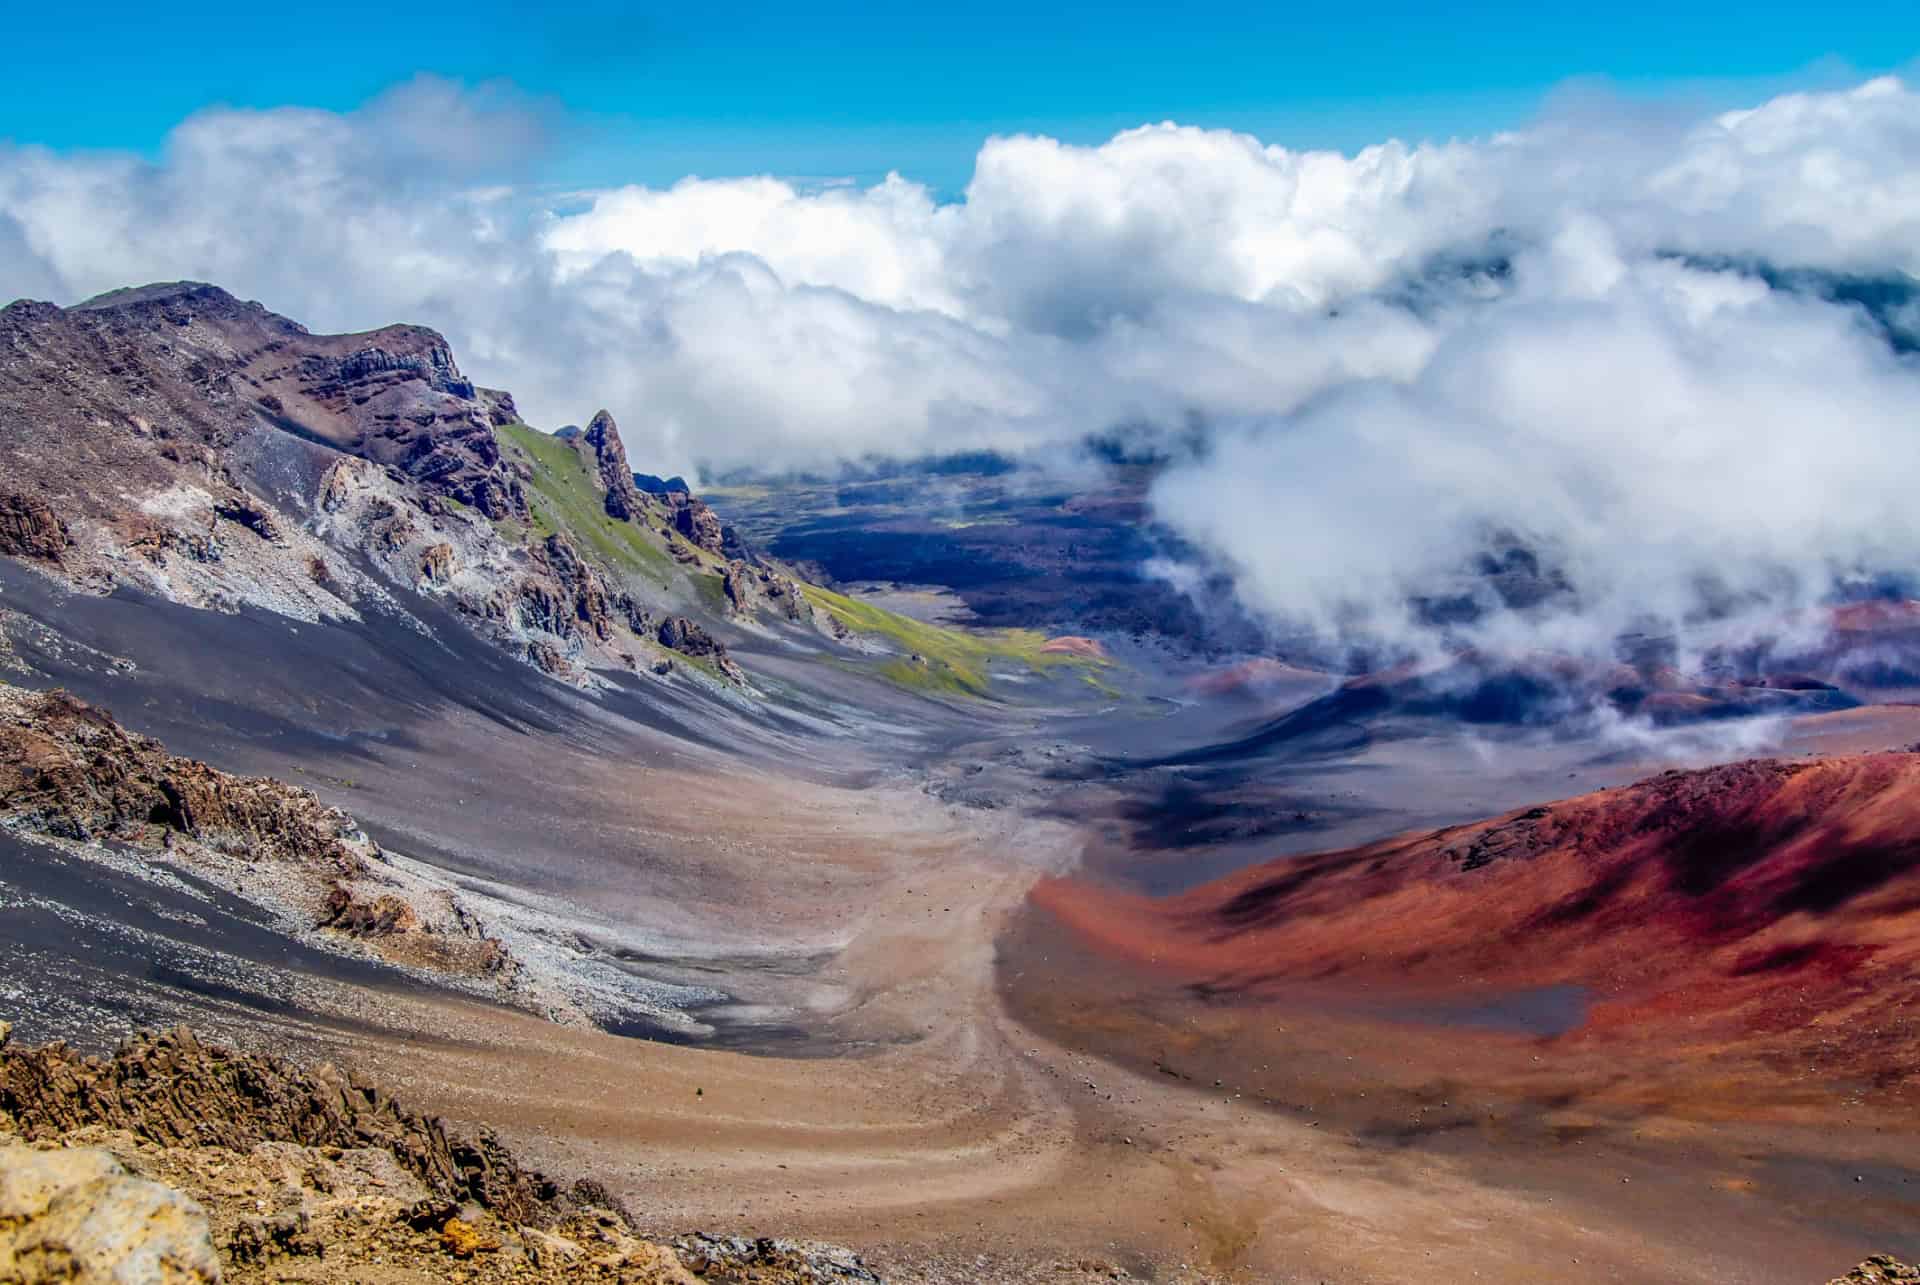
[233,737,1916,1284]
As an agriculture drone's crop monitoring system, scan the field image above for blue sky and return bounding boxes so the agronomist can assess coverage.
[7,1,1917,191]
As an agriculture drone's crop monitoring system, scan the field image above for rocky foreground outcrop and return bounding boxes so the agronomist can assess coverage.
[1830,1258,1920,1284]
[0,1023,880,1284]
[0,1025,561,1226]
[0,1134,221,1284]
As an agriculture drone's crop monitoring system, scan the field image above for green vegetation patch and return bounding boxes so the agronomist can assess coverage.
[495,422,675,582]
[692,571,730,615]
[799,583,1103,700]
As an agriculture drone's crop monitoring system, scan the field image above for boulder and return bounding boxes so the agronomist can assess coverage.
[0,1141,222,1283]
[722,560,762,616]
[211,492,282,543]
[657,616,723,659]
[670,497,725,553]
[417,541,456,585]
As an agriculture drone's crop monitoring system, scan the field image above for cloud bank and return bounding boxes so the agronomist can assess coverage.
[4,73,1920,658]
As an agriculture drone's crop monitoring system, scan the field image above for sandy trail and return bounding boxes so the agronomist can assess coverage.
[267,737,1907,1285]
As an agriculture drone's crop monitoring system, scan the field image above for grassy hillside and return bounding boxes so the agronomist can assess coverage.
[800,583,1102,699]
[494,422,677,584]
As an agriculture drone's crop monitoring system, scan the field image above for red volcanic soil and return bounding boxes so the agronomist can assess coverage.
[1038,635,1109,659]
[1184,657,1331,698]
[1829,599,1920,632]
[1031,752,1920,1090]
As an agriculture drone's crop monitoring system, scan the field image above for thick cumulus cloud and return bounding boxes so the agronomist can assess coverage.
[4,73,1920,656]
[1156,231,1920,658]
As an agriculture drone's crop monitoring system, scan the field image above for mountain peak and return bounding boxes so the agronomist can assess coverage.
[68,280,312,338]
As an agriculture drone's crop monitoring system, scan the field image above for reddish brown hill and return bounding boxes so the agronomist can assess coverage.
[1032,752,1920,1079]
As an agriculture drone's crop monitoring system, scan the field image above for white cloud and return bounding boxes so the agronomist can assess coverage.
[3,73,1920,657]
[1152,242,1920,657]
[545,173,963,318]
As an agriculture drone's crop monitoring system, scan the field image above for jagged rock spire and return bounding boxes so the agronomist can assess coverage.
[582,410,643,522]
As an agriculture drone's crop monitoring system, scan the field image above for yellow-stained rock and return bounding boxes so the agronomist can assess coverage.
[0,1141,221,1283]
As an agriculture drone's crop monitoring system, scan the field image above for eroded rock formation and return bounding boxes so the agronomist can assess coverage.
[0,681,516,986]
[581,410,643,522]
[0,493,71,561]
[723,559,812,623]
[0,1026,558,1227]
[670,496,725,553]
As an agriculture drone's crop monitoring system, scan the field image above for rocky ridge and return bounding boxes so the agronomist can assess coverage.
[0,681,516,987]
[0,283,836,689]
[1830,1258,1920,1285]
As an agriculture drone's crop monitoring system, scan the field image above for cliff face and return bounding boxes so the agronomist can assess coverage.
[68,283,526,520]
[670,495,726,553]
[1,284,522,524]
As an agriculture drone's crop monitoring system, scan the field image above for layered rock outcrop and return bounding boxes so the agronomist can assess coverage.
[0,286,532,628]
[260,319,524,521]
[1,284,526,523]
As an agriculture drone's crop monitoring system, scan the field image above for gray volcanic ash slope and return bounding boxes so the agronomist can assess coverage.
[0,280,1114,1055]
